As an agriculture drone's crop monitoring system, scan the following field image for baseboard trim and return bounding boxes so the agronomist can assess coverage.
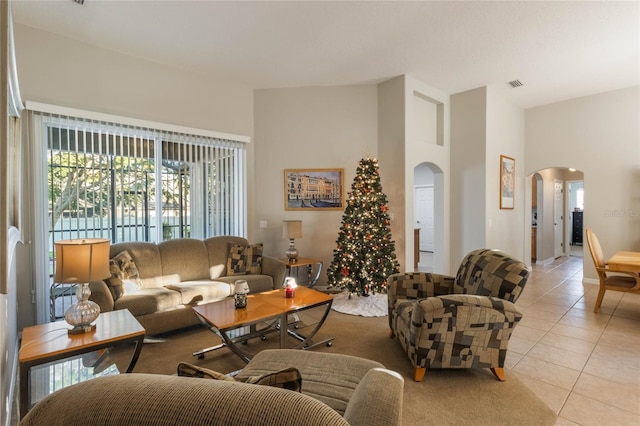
[582,278,599,285]
[536,257,555,265]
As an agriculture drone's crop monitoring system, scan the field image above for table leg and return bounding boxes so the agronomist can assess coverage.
[19,363,29,419]
[124,335,145,373]
[287,300,334,349]
[280,312,287,348]
[309,262,323,287]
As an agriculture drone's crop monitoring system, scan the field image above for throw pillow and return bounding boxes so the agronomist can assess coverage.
[226,243,263,276]
[209,264,225,280]
[177,362,236,382]
[241,367,302,392]
[106,250,141,299]
[110,250,140,280]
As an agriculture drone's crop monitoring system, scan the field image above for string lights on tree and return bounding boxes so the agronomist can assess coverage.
[327,157,399,296]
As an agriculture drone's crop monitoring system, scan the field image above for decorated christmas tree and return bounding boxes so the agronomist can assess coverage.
[327,157,399,295]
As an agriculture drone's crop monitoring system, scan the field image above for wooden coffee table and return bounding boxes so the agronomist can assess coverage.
[192,287,334,362]
[19,309,145,418]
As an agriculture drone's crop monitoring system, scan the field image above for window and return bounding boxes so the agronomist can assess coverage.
[27,107,248,321]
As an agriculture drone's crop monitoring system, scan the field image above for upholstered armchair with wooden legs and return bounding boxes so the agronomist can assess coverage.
[388,249,530,382]
[585,228,640,313]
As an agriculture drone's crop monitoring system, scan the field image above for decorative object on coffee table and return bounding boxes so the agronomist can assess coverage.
[233,280,249,308]
[54,238,111,334]
[283,277,297,298]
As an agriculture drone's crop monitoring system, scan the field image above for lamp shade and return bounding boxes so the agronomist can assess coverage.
[54,238,111,283]
[283,220,303,239]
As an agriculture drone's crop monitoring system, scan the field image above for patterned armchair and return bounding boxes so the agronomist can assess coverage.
[388,249,530,382]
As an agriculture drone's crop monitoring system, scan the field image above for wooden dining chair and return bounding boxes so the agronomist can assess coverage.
[585,228,640,313]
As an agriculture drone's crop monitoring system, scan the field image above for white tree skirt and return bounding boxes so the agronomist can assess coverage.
[331,291,388,317]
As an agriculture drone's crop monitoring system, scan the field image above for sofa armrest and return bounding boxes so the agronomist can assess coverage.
[343,368,404,426]
[387,272,455,328]
[21,374,350,426]
[417,294,523,318]
[262,256,287,289]
[88,280,115,312]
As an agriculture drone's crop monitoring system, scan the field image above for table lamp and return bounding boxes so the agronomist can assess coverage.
[283,220,303,262]
[54,238,111,334]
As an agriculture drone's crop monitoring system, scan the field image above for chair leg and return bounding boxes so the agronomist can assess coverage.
[490,367,506,381]
[414,367,426,382]
[594,287,606,313]
[389,330,395,338]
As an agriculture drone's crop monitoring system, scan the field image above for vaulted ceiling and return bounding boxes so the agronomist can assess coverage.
[11,0,639,108]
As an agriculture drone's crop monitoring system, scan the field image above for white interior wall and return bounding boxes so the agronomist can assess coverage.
[485,85,525,259]
[253,85,378,285]
[450,87,487,266]
[525,86,640,280]
[378,76,408,270]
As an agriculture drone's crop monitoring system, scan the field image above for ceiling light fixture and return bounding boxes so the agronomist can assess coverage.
[508,80,523,88]
[72,0,85,5]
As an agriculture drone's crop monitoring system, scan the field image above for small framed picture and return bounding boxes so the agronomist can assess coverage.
[284,168,345,211]
[500,155,515,209]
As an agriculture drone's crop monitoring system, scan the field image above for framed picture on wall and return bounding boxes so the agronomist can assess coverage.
[500,155,515,209]
[284,168,345,211]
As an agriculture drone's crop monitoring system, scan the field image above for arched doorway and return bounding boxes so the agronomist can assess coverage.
[528,167,584,265]
[413,162,444,273]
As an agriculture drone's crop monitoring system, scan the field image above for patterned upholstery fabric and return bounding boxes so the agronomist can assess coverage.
[388,249,530,377]
[227,243,263,275]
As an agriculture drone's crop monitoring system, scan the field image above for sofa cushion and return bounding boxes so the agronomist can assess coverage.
[235,349,384,415]
[158,239,210,283]
[164,280,233,305]
[110,242,164,288]
[204,236,250,276]
[216,274,274,293]
[227,243,263,276]
[114,288,183,316]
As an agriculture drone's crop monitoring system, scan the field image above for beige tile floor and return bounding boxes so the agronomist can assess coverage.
[419,251,640,425]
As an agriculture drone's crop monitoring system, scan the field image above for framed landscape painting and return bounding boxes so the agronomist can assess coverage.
[284,168,345,211]
[500,155,515,209]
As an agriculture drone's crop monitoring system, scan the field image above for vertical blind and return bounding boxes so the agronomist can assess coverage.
[41,112,246,247]
[28,109,247,321]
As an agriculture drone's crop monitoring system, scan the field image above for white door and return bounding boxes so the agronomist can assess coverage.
[554,180,564,258]
[415,186,434,252]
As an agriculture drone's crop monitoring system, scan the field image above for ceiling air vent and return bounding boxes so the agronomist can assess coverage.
[508,80,524,88]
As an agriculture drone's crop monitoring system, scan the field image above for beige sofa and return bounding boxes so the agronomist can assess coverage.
[89,236,287,335]
[21,350,404,426]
